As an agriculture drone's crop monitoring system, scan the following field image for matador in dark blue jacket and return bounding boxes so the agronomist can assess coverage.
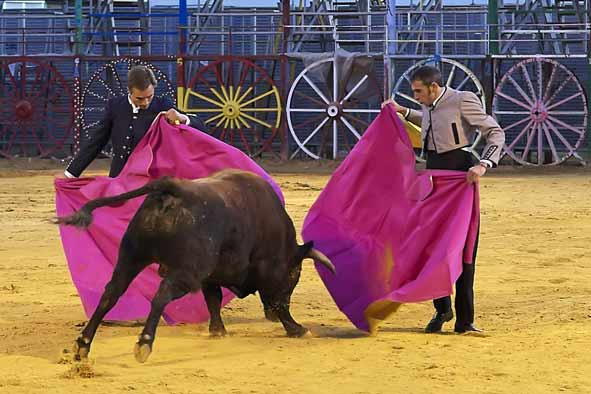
[65,66,205,178]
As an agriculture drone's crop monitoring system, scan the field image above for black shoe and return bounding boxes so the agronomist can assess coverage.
[454,323,485,336]
[425,310,453,333]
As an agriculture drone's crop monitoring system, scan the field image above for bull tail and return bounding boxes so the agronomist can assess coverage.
[54,176,177,228]
[300,241,336,274]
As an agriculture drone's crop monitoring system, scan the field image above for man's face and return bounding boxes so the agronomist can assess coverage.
[129,85,155,110]
[411,80,439,107]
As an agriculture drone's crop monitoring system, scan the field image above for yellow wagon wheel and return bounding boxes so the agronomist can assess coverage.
[183,56,282,157]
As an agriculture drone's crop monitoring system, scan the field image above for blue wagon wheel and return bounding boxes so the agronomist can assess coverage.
[79,58,175,157]
[392,57,486,163]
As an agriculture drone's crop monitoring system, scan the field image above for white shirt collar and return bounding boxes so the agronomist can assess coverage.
[431,86,447,109]
[128,95,140,114]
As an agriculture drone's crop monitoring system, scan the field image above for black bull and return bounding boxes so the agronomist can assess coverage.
[56,169,335,363]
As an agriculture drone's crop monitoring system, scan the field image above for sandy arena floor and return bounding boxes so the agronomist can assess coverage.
[0,160,590,394]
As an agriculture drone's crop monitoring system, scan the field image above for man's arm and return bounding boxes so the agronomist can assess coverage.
[404,108,423,127]
[164,109,206,131]
[160,97,207,131]
[185,113,206,131]
[65,99,114,177]
[461,91,505,167]
[381,98,423,125]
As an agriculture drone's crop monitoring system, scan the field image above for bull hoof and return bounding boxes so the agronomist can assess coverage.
[287,327,310,338]
[209,327,227,338]
[73,337,90,361]
[134,342,152,363]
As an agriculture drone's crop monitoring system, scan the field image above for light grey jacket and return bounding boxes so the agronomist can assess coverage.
[405,87,505,167]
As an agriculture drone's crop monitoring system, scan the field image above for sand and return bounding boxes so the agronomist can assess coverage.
[0,161,590,394]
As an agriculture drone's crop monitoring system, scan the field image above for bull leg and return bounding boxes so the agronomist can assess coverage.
[202,283,227,337]
[259,293,280,322]
[264,295,309,337]
[74,258,145,361]
[134,277,188,363]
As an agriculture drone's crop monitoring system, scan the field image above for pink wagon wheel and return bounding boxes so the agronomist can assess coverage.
[0,59,73,158]
[80,58,176,157]
[183,56,282,157]
[492,58,588,166]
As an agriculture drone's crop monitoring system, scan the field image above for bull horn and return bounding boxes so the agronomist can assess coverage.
[307,248,336,274]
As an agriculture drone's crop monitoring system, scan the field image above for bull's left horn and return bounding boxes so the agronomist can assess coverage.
[307,248,336,274]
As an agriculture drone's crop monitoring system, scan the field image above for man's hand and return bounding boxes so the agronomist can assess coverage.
[164,108,189,125]
[466,163,487,184]
[381,98,407,115]
[381,98,396,109]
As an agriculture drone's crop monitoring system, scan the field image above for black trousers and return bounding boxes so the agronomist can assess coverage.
[426,149,478,328]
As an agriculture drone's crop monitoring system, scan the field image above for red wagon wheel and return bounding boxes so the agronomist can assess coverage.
[0,59,73,158]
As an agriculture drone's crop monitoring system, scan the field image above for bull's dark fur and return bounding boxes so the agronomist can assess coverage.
[56,169,331,363]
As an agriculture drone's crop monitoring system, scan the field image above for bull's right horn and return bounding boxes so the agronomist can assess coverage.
[307,248,336,274]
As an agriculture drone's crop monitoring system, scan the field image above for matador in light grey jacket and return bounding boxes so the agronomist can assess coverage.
[404,86,505,167]
[383,65,505,335]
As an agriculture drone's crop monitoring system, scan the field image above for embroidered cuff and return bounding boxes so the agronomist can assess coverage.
[64,170,77,178]
[481,145,499,162]
[404,108,411,120]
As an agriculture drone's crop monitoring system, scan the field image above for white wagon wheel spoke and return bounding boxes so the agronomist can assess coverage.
[287,57,382,159]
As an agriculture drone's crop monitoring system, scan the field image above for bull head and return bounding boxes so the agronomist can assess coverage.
[300,241,336,274]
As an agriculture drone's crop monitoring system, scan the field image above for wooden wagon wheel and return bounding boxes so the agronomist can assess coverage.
[0,59,73,158]
[492,58,588,166]
[286,57,382,160]
[392,57,486,163]
[80,58,175,157]
[183,56,282,157]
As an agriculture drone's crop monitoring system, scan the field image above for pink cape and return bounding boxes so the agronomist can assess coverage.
[302,106,480,333]
[55,116,283,324]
